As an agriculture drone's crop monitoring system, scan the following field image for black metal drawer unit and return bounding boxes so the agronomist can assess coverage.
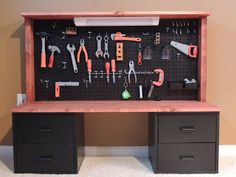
[148,112,219,174]
[12,113,85,174]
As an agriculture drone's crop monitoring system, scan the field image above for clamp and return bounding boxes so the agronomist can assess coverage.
[148,69,164,98]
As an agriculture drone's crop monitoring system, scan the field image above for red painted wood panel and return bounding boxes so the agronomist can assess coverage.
[198,18,207,101]
[21,11,210,19]
[25,19,35,102]
[12,101,220,113]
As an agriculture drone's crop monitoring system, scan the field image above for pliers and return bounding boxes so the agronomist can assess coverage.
[77,39,88,63]
[128,60,137,84]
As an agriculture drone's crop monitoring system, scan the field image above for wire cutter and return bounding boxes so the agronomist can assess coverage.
[77,39,88,63]
[128,60,137,84]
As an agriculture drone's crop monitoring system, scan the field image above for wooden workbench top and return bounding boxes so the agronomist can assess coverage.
[21,11,210,19]
[11,101,220,113]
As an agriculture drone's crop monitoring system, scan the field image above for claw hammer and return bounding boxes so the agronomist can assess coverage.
[36,32,51,68]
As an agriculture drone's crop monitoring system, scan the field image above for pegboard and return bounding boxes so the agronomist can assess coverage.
[34,19,199,101]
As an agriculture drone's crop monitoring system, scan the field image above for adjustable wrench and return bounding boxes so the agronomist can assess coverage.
[103,34,110,59]
[67,44,78,73]
[95,34,103,58]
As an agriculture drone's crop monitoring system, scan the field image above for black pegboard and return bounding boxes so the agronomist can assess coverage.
[34,19,199,101]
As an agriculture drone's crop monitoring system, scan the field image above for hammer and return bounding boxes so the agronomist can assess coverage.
[36,32,51,68]
[48,45,61,68]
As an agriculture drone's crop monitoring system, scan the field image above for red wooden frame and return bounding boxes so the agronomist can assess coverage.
[22,11,209,102]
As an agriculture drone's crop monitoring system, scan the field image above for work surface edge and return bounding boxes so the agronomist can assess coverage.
[12,101,220,113]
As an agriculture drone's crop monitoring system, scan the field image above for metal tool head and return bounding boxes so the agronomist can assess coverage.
[110,33,125,40]
[35,32,51,38]
[129,60,135,70]
[128,60,137,83]
[80,39,85,46]
[48,45,61,54]
[67,44,76,52]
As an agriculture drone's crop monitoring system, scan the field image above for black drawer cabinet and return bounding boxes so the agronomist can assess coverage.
[149,112,219,174]
[13,113,85,174]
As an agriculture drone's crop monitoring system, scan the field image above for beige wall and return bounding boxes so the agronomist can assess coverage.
[0,0,235,145]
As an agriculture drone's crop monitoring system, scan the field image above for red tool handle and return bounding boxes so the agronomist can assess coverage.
[111,59,116,72]
[138,51,142,65]
[87,59,92,72]
[41,52,47,68]
[55,82,60,98]
[152,69,164,87]
[48,54,54,68]
[188,45,198,58]
[84,47,89,63]
[77,47,82,63]
[105,62,110,74]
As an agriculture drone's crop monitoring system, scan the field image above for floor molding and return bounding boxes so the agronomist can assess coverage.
[1,145,236,157]
[85,146,148,157]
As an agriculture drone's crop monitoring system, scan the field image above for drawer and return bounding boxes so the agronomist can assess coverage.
[158,143,216,173]
[13,113,75,143]
[158,113,217,143]
[15,144,76,174]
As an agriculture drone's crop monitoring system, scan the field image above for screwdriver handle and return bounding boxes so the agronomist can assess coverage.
[87,59,92,72]
[111,59,116,72]
[105,62,110,74]
[138,50,142,65]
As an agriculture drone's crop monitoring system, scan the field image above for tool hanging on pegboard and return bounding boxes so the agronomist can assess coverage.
[34,19,199,101]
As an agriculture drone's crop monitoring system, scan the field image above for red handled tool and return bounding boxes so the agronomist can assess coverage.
[137,43,142,65]
[111,59,116,83]
[148,69,164,98]
[77,39,88,63]
[36,32,51,68]
[170,41,198,58]
[105,62,110,83]
[87,59,92,84]
[48,45,61,68]
[111,32,142,42]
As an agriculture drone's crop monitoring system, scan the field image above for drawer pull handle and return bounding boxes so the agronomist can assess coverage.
[180,126,195,132]
[37,128,52,132]
[38,156,53,161]
[179,155,195,161]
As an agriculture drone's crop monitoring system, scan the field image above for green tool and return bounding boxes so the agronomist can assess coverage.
[122,77,131,100]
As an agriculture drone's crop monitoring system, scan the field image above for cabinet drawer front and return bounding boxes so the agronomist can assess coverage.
[14,113,74,143]
[158,143,216,173]
[159,113,217,143]
[15,144,76,174]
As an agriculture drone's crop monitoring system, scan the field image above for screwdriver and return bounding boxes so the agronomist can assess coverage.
[111,59,116,83]
[138,43,142,65]
[105,62,110,83]
[87,59,92,84]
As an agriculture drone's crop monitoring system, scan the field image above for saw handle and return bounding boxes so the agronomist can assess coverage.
[48,54,54,68]
[188,45,198,58]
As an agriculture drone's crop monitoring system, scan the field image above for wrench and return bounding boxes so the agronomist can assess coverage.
[103,34,110,59]
[67,44,78,73]
[95,34,103,58]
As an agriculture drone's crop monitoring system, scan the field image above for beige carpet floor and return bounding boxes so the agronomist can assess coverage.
[0,146,236,177]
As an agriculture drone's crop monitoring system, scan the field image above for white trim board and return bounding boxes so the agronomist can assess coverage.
[85,145,236,157]
[85,146,148,157]
[1,145,236,157]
